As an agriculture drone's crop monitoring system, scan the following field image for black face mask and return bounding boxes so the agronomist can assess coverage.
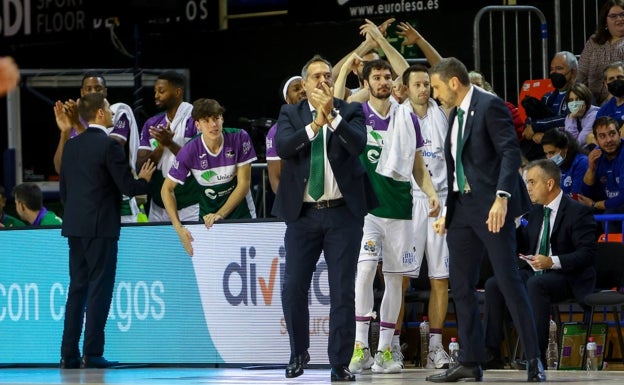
[608,79,624,98]
[549,72,567,89]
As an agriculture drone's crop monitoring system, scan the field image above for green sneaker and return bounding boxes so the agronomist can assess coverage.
[349,341,373,374]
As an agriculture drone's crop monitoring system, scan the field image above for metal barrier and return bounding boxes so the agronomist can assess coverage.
[473,5,549,105]
[554,0,600,54]
[594,214,624,242]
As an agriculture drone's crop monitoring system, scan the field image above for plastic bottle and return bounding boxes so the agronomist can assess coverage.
[419,316,430,368]
[586,337,598,371]
[546,316,558,370]
[137,204,148,223]
[448,337,459,369]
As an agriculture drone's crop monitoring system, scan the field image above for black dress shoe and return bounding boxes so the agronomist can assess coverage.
[60,356,80,369]
[81,356,119,369]
[285,351,310,378]
[330,365,355,382]
[526,358,546,382]
[426,364,483,382]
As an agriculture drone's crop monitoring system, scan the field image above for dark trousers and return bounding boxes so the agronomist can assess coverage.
[61,236,118,358]
[447,193,540,364]
[281,205,363,366]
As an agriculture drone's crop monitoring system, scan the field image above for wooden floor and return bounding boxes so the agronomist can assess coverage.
[0,366,623,385]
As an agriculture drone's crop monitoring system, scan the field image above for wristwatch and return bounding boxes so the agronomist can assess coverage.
[329,108,339,119]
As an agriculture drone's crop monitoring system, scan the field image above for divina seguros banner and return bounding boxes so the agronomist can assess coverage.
[0,221,330,365]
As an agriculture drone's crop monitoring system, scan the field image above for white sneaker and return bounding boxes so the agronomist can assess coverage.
[349,341,373,374]
[426,345,450,369]
[391,344,404,369]
[371,348,403,374]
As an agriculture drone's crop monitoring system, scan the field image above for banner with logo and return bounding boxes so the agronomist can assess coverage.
[0,221,330,365]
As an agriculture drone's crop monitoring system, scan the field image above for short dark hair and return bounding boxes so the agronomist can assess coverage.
[565,83,593,106]
[592,115,620,138]
[82,71,106,87]
[301,54,332,80]
[402,64,429,86]
[362,59,392,83]
[192,98,225,121]
[13,183,43,211]
[429,57,470,86]
[157,70,186,89]
[78,92,107,122]
[525,158,561,186]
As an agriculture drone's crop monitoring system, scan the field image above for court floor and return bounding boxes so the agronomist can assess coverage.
[0,366,622,385]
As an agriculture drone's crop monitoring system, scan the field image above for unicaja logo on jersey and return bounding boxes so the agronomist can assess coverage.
[366,148,381,163]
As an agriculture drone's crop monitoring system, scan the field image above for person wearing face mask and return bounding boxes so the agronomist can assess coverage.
[596,61,624,127]
[578,0,624,105]
[541,129,589,199]
[523,51,578,145]
[563,83,600,147]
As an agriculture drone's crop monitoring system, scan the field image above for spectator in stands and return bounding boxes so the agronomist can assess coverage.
[162,98,257,256]
[53,72,142,223]
[0,185,25,228]
[265,76,307,194]
[563,83,599,147]
[540,129,589,198]
[595,61,624,126]
[578,0,624,105]
[13,182,62,226]
[579,116,624,224]
[524,51,578,144]
[483,159,596,370]
[0,56,19,96]
[136,71,200,223]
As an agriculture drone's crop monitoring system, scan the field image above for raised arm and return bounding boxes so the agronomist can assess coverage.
[396,21,443,66]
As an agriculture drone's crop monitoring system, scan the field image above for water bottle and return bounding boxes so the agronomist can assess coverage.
[546,316,558,370]
[419,316,430,368]
[448,337,459,369]
[586,337,598,371]
[137,204,148,223]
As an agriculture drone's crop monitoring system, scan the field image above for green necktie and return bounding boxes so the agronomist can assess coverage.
[308,111,325,200]
[456,108,466,193]
[536,206,551,276]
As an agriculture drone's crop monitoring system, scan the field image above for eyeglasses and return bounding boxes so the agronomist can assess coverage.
[607,12,624,20]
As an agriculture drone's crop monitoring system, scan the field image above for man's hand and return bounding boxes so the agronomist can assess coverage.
[432,216,446,235]
[309,82,334,124]
[137,158,156,182]
[175,225,195,257]
[428,196,441,217]
[529,254,553,270]
[149,124,174,147]
[396,22,422,46]
[587,147,602,170]
[203,212,223,229]
[0,56,20,96]
[54,100,73,134]
[486,197,508,233]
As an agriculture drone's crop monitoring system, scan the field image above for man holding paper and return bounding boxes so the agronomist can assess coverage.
[482,158,597,369]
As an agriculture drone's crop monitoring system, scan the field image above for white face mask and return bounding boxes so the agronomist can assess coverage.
[550,152,564,166]
[567,100,585,114]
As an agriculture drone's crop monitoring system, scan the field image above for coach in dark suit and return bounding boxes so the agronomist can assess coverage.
[429,58,545,382]
[59,93,155,369]
[272,55,377,382]
[483,159,596,367]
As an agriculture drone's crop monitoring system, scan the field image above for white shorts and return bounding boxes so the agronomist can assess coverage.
[358,214,419,276]
[148,201,200,223]
[412,194,449,279]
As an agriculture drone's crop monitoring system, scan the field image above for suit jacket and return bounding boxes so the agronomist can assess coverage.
[271,98,378,221]
[60,126,150,238]
[517,195,597,303]
[445,87,531,225]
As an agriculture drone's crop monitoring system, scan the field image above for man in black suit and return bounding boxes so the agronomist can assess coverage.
[483,159,597,368]
[59,93,156,369]
[272,55,378,382]
[429,57,545,382]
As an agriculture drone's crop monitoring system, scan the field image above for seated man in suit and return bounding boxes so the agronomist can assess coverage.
[483,158,597,368]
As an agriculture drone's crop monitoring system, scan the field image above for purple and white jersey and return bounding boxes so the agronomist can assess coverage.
[70,113,129,141]
[168,128,257,218]
[265,123,280,161]
[138,112,197,151]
